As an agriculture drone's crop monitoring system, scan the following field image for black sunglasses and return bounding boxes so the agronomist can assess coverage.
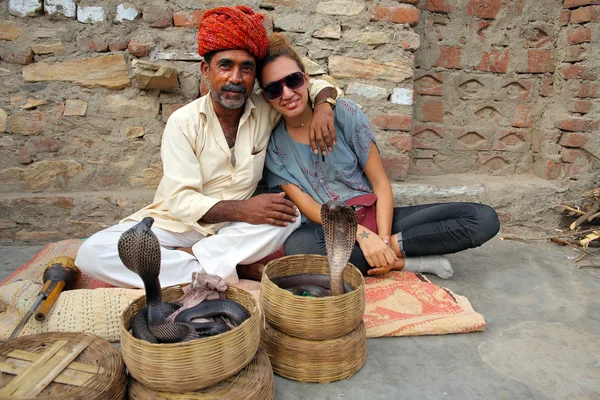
[263,72,306,101]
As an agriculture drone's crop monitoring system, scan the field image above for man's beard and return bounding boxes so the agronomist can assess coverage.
[208,81,248,110]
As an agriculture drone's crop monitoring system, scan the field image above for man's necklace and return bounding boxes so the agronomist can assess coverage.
[293,123,304,128]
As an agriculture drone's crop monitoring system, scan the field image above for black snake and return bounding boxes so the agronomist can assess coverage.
[118,217,250,343]
[272,200,358,297]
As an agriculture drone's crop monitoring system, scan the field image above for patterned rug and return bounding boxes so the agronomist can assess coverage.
[0,240,485,341]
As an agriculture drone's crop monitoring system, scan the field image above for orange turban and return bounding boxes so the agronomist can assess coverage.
[197,6,269,60]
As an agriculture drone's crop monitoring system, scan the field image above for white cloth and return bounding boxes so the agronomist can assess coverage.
[75,218,299,288]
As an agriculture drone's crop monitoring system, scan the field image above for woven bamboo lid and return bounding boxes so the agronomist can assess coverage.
[261,322,367,383]
[260,255,365,340]
[127,348,273,399]
[0,332,126,399]
[120,286,260,393]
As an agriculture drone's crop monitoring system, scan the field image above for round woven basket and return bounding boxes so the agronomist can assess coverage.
[120,286,260,392]
[261,322,367,383]
[0,332,126,400]
[260,255,365,340]
[126,348,273,400]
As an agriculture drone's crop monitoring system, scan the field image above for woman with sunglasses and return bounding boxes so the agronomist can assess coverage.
[259,34,500,278]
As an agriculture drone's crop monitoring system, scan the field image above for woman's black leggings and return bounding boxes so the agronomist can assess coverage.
[283,202,500,275]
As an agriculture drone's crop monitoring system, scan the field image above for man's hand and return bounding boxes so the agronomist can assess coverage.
[309,102,336,156]
[357,229,397,268]
[242,192,299,226]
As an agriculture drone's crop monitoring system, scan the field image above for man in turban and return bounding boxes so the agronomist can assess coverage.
[75,6,339,287]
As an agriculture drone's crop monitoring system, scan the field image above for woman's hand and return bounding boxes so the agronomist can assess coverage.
[356,228,397,268]
[309,102,336,155]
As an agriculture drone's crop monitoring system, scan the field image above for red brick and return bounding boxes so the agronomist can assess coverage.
[524,27,552,49]
[565,46,587,63]
[555,118,599,132]
[511,105,533,128]
[540,75,554,97]
[575,82,600,98]
[109,40,129,52]
[161,104,186,123]
[570,6,600,23]
[0,45,34,65]
[370,5,420,26]
[422,0,453,13]
[559,132,588,147]
[372,114,413,131]
[435,46,462,69]
[533,159,562,180]
[563,164,584,179]
[0,220,17,230]
[560,64,596,80]
[147,9,173,28]
[564,0,600,8]
[31,137,60,152]
[414,73,444,96]
[128,41,149,58]
[468,0,502,19]
[19,148,32,164]
[475,21,491,38]
[420,99,444,122]
[389,134,413,152]
[381,156,410,181]
[80,35,108,52]
[560,147,584,163]
[560,10,571,26]
[527,50,555,73]
[570,100,592,114]
[567,27,592,45]
[477,50,509,73]
[173,10,207,27]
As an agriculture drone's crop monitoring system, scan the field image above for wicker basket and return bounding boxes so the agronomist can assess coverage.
[261,322,367,383]
[126,348,273,400]
[260,255,365,340]
[0,332,126,400]
[120,286,260,392]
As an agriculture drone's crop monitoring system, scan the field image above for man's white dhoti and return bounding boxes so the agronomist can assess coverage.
[75,219,299,288]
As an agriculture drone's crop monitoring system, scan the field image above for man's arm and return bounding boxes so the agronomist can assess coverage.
[309,87,337,155]
[199,192,299,227]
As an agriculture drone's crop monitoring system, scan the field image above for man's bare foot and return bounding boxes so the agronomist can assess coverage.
[236,262,264,281]
[175,247,195,256]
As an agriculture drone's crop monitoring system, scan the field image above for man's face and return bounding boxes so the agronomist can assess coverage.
[201,49,257,110]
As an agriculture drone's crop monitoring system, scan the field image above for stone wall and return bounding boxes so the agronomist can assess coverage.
[412,0,599,179]
[0,0,421,242]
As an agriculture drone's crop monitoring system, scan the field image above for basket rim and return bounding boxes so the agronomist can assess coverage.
[120,285,258,348]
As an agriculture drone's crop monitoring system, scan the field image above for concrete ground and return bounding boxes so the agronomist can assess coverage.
[1,237,599,399]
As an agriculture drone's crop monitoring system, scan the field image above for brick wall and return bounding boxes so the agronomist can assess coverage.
[413,0,599,179]
[0,0,421,242]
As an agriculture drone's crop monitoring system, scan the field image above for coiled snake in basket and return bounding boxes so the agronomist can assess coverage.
[118,217,250,343]
[272,200,358,297]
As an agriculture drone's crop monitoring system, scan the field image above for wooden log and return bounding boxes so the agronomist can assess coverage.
[7,349,104,374]
[570,199,600,230]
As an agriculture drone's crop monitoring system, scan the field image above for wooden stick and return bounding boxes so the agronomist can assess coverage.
[570,199,600,230]
[0,340,68,395]
[588,211,600,221]
[7,349,104,374]
[0,359,93,386]
[12,341,88,397]
[501,228,600,241]
[579,146,600,162]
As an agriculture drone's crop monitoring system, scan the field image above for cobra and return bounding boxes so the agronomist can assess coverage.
[118,217,250,343]
[272,200,358,297]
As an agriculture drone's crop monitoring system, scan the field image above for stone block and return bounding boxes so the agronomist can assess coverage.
[422,0,453,13]
[511,105,532,128]
[381,155,410,181]
[372,114,412,131]
[23,54,130,90]
[570,6,600,23]
[560,148,584,163]
[561,10,571,26]
[570,100,592,114]
[389,134,413,152]
[32,41,65,54]
[130,161,163,188]
[21,160,82,190]
[0,221,17,230]
[329,56,412,83]
[532,159,561,180]
[162,104,185,123]
[564,46,587,63]
[126,126,145,139]
[63,99,87,116]
[260,0,302,8]
[78,35,109,52]
[0,44,34,65]
[435,46,462,69]
[567,27,592,44]
[128,41,150,58]
[273,14,308,32]
[302,58,326,75]
[0,109,7,132]
[105,94,160,118]
[144,7,173,28]
[559,132,588,147]
[370,4,420,26]
[132,60,179,91]
[348,32,389,46]
[346,82,389,98]
[396,31,420,51]
[19,148,32,164]
[30,137,60,152]
[0,21,22,40]
[114,3,141,23]
[555,117,599,132]
[109,40,129,52]
[391,88,414,105]
[477,50,509,73]
[564,0,600,8]
[414,73,443,96]
[44,0,76,18]
[173,10,206,27]
[7,111,47,136]
[9,0,42,17]
[316,1,365,15]
[20,98,48,109]
[77,6,105,24]
[313,25,341,40]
